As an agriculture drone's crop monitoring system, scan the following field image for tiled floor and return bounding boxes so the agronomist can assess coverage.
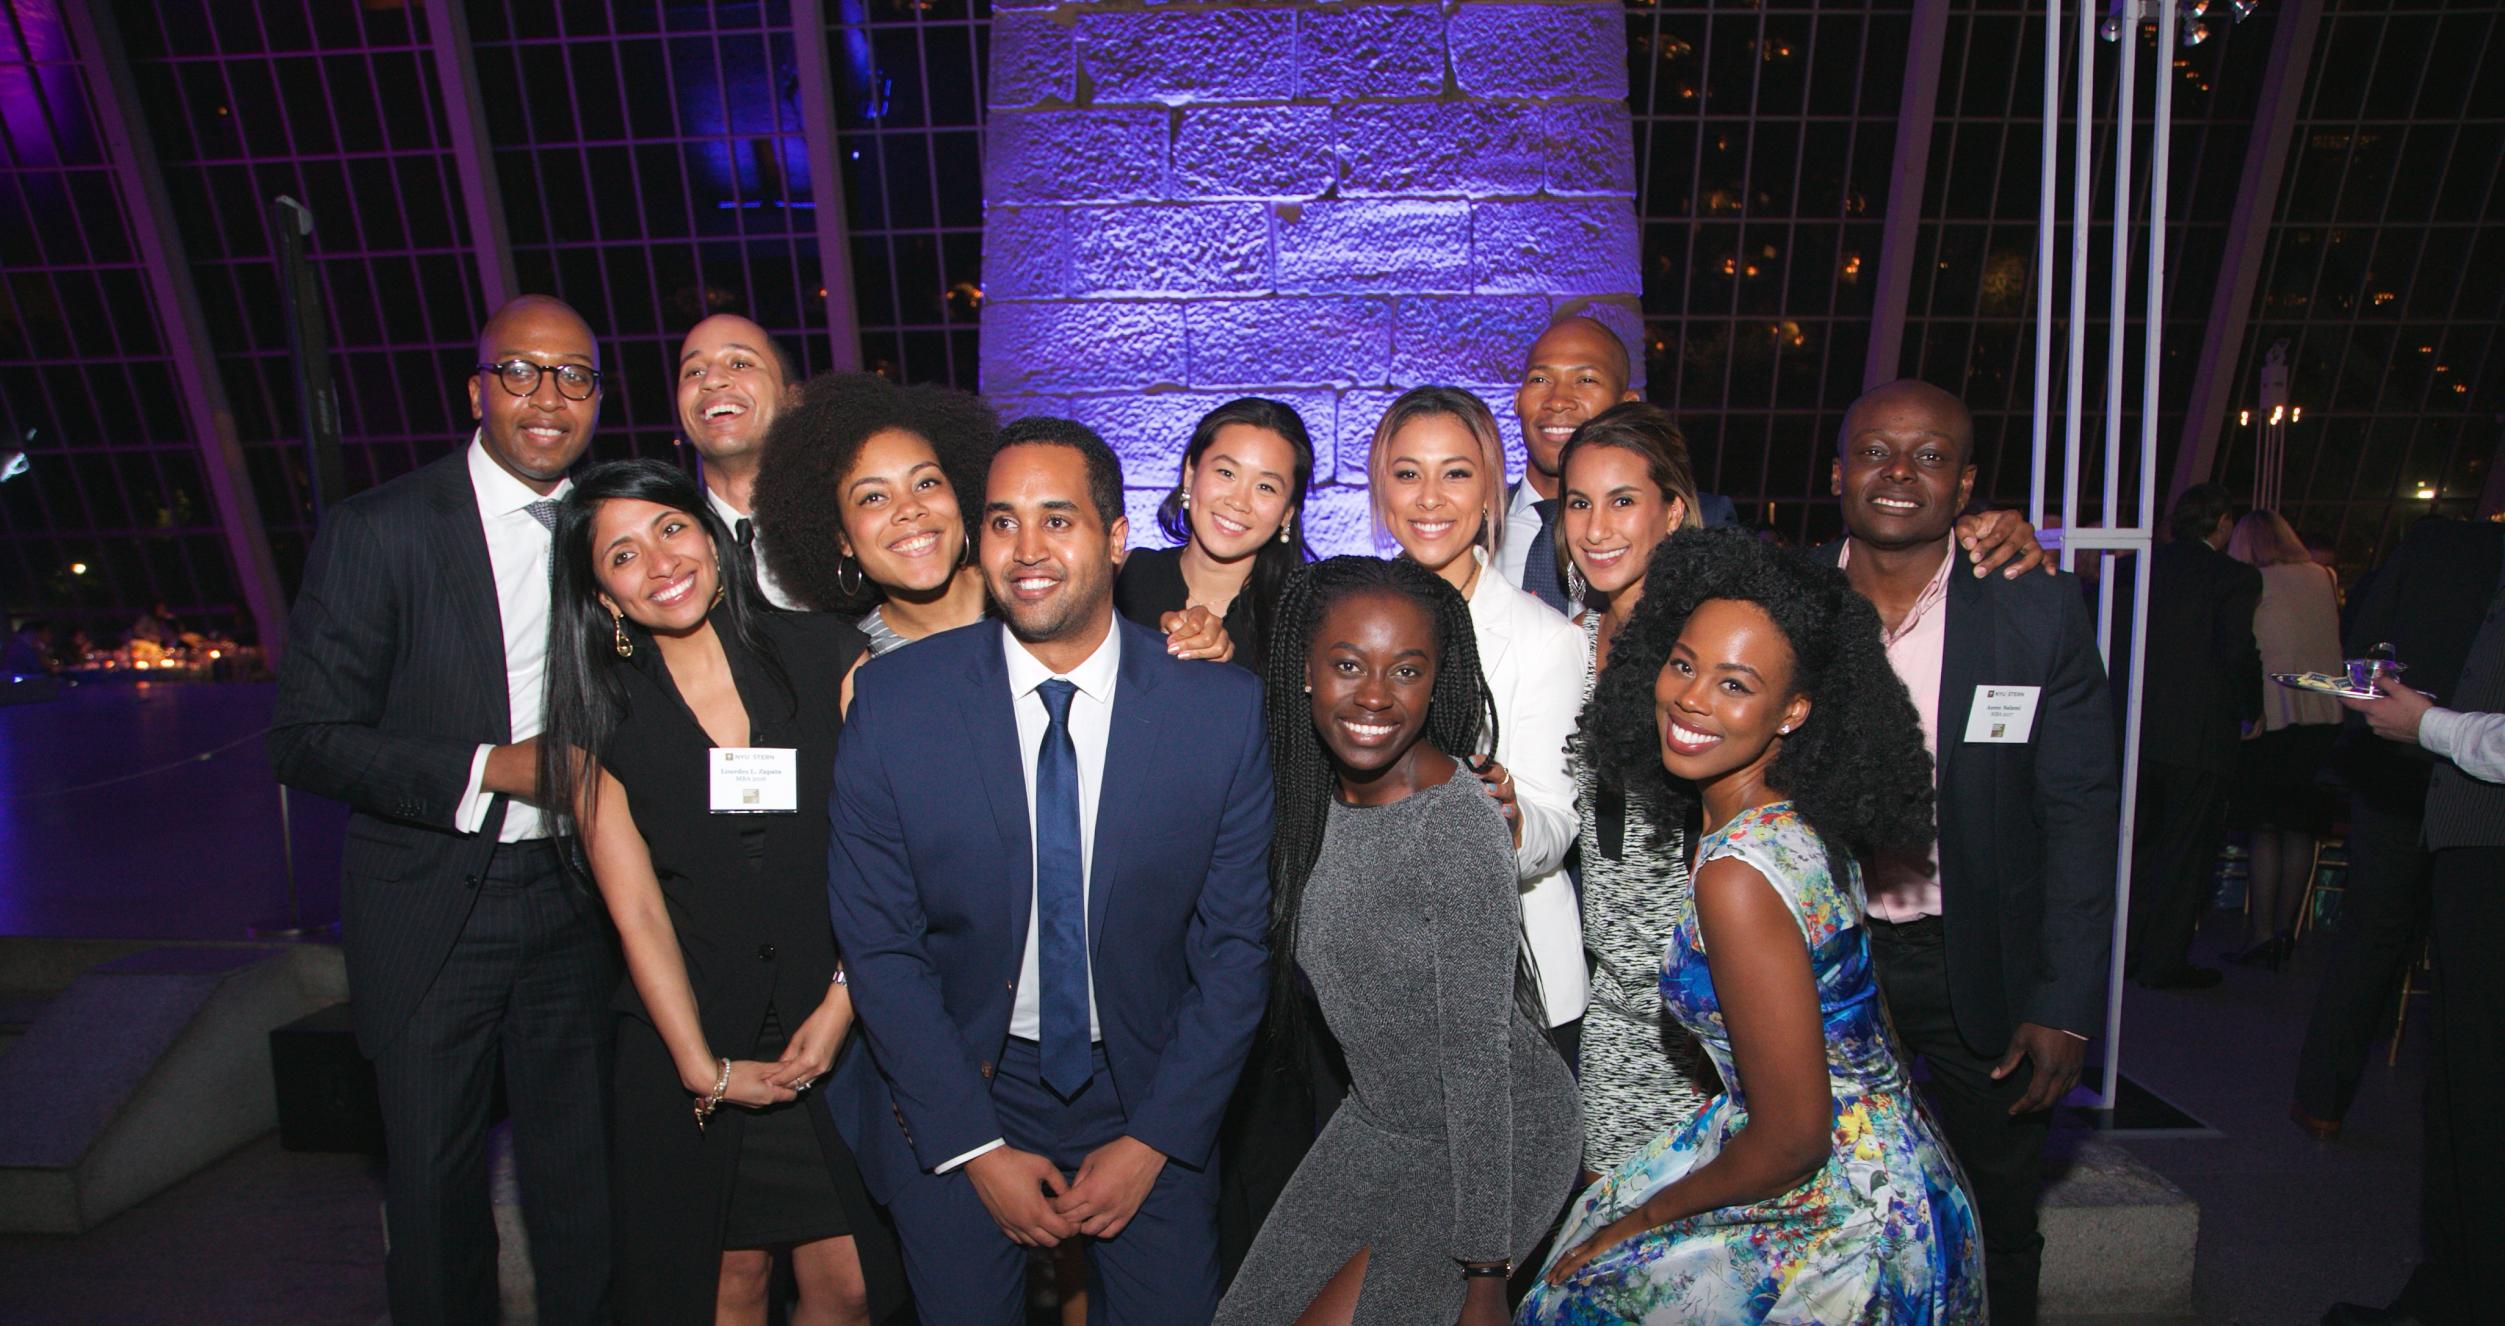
[0,684,2432,1323]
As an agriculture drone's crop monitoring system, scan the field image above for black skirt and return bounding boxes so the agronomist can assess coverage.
[2233,723,2340,835]
[720,1004,848,1248]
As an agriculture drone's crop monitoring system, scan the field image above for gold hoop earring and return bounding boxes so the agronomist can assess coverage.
[611,608,634,659]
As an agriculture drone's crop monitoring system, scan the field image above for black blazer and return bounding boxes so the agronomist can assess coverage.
[267,450,536,1054]
[1112,545,1264,674]
[2138,538,2263,774]
[1820,541,2119,1052]
[2334,519,2505,819]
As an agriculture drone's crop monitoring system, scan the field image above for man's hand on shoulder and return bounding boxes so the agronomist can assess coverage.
[1051,1134,1168,1240]
[1954,508,2053,580]
[964,1145,1078,1247]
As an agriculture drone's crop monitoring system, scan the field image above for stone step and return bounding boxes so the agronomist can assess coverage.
[2040,1135,2200,1317]
[0,942,347,1233]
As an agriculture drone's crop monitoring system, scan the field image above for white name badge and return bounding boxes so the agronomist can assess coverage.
[1962,685,2041,744]
[709,747,799,813]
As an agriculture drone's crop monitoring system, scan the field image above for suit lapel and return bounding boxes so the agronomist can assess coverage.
[1087,621,1166,959]
[1936,549,1989,785]
[423,453,515,742]
[959,637,1035,952]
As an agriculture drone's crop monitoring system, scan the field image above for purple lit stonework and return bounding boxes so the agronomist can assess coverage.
[979,0,1643,555]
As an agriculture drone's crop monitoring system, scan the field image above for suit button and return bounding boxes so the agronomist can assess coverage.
[979,1059,995,1080]
[464,875,479,887]
[757,944,776,961]
[1005,978,1015,992]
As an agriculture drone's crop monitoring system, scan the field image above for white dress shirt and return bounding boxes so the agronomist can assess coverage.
[1495,479,1547,593]
[1463,548,1591,1026]
[938,622,1122,1174]
[2422,707,2505,784]
[452,433,566,842]
[704,484,803,611]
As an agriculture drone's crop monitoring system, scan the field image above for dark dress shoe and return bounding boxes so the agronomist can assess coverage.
[2290,1101,2342,1140]
[2137,964,2224,990]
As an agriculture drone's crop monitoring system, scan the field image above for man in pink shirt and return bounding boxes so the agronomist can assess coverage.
[1818,380,2118,1326]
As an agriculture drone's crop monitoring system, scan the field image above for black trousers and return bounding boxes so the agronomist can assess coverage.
[2405,844,2505,1325]
[1869,916,2049,1326]
[371,842,617,1326]
[2127,760,2230,976]
[2293,796,2430,1122]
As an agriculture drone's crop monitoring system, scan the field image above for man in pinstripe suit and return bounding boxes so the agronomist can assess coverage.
[270,295,616,1325]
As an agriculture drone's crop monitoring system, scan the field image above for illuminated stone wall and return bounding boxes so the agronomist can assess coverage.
[979,0,1643,553]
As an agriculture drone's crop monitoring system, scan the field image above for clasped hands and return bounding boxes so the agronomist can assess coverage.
[965,1135,1167,1247]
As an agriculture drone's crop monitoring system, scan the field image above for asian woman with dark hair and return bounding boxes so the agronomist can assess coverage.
[1217,557,1580,1326]
[1114,396,1318,674]
[1520,528,1979,1324]
[538,459,903,1325]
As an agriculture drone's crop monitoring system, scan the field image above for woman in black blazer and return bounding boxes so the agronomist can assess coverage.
[540,460,902,1325]
[1114,396,1318,675]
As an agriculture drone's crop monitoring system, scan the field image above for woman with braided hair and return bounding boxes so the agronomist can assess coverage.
[1520,528,1980,1324]
[1217,557,1581,1326]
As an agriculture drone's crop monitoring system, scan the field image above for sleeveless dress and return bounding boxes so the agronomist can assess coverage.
[1217,774,1582,1324]
[1519,802,1983,1325]
[1572,612,1718,1171]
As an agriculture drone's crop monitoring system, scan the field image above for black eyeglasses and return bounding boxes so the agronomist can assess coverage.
[477,359,602,401]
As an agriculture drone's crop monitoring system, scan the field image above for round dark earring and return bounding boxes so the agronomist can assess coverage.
[611,608,634,659]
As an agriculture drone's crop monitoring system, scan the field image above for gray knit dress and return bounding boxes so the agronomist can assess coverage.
[1215,774,1583,1325]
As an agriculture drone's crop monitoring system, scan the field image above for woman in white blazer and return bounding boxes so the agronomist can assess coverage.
[1365,385,1591,1045]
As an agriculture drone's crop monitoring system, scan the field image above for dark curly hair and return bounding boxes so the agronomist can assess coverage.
[1260,557,1549,1060]
[1583,526,1934,859]
[748,372,999,614]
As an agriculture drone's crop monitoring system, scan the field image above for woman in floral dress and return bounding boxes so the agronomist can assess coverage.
[1520,528,1983,1325]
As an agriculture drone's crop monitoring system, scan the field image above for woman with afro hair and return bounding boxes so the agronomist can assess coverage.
[1520,527,1982,1325]
[1217,557,1580,1326]
[751,374,1236,694]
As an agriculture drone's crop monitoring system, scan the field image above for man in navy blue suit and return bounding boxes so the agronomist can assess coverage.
[826,416,1274,1322]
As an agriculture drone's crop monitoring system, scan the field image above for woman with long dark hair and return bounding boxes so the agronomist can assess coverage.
[1552,401,1721,1178]
[1217,557,1581,1326]
[539,459,902,1325]
[1520,529,1979,1323]
[1115,397,1317,674]
[1363,387,1591,1049]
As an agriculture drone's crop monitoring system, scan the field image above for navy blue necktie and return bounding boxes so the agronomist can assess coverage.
[1033,678,1093,1098]
[1522,496,1570,612]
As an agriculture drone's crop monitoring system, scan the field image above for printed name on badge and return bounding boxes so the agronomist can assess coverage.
[709,747,799,813]
[1961,685,2041,744]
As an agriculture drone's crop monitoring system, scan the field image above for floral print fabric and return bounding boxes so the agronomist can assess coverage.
[1519,802,1985,1325]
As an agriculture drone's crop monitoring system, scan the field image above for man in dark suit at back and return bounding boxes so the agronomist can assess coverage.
[1821,380,2117,1326]
[269,295,615,1325]
[2294,518,2505,1139]
[826,418,1273,1322]
[2129,482,2263,989]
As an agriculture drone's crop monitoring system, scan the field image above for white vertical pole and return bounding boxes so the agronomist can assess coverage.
[2097,4,2140,653]
[2101,0,2177,1119]
[2031,0,2063,529]
[2062,0,2098,572]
